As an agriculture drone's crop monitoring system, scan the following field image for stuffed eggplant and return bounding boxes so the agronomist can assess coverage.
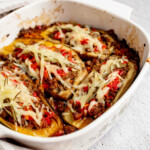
[0,22,140,136]
[63,56,137,128]
[62,71,102,129]
[98,55,138,104]
[0,61,63,137]
[41,23,115,60]
[0,38,87,100]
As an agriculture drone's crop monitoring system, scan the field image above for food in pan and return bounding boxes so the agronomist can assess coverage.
[63,56,137,128]
[41,23,115,60]
[1,38,87,100]
[0,61,63,137]
[0,22,139,136]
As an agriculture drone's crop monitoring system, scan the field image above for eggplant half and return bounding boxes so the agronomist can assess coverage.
[0,38,88,101]
[0,61,63,137]
[98,55,138,104]
[40,23,115,60]
[63,56,137,128]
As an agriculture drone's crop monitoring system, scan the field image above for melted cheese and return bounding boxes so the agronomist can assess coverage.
[72,68,124,110]
[105,70,124,84]
[48,24,104,54]
[88,101,98,112]
[73,72,103,108]
[15,42,81,88]
[100,56,128,77]
[0,67,50,127]
[25,59,39,79]
[96,86,110,104]
[96,70,124,104]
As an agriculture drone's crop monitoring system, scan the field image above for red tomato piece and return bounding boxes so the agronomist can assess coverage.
[42,83,49,89]
[80,39,89,45]
[94,46,99,52]
[57,69,67,76]
[102,44,107,50]
[23,106,28,111]
[1,72,7,77]
[68,67,72,71]
[90,98,96,102]
[68,50,75,63]
[31,62,38,70]
[118,70,124,76]
[60,49,68,57]
[19,102,23,106]
[44,69,49,79]
[33,92,38,97]
[83,86,89,92]
[54,31,61,39]
[107,76,120,90]
[76,101,81,106]
[44,112,54,118]
[123,60,128,64]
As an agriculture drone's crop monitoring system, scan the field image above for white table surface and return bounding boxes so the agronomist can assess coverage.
[0,0,150,150]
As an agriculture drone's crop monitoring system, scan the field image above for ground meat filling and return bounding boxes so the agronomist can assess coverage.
[0,63,55,130]
[12,47,78,96]
[64,124,76,134]
[68,99,105,119]
[84,59,101,73]
[49,27,72,43]
[88,102,105,118]
[18,25,48,39]
[48,98,67,114]
[107,29,140,67]
[0,108,54,130]
[48,25,110,54]
[68,66,129,120]
[104,68,128,108]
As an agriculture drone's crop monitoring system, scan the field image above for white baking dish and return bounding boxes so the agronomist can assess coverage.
[0,0,149,150]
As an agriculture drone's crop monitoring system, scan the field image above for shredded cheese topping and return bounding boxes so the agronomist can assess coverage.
[0,65,50,127]
[72,71,103,108]
[100,56,128,77]
[15,42,82,88]
[71,67,124,110]
[48,24,105,54]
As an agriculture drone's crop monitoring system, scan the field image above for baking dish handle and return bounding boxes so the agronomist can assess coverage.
[78,0,133,20]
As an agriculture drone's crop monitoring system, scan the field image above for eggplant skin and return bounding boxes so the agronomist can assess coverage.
[112,62,137,104]
[62,110,93,129]
[0,117,60,137]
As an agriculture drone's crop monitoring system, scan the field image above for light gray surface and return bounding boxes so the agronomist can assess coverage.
[0,0,150,150]
[90,1,150,150]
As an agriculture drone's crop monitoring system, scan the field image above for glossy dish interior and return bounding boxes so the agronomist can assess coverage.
[0,0,149,150]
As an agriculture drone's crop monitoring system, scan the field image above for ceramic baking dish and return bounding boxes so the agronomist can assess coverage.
[0,0,149,149]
